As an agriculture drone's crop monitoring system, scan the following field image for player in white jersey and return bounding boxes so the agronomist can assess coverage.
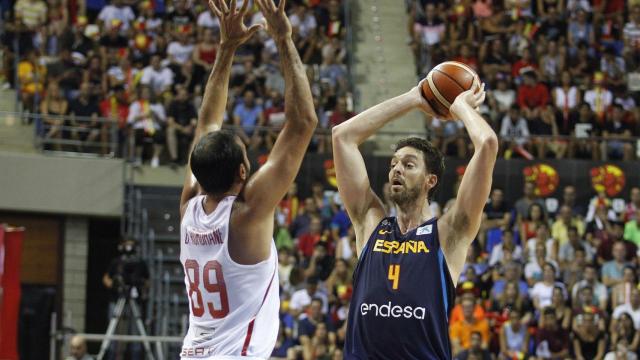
[178,0,317,358]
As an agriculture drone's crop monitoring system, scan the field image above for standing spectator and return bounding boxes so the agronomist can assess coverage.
[140,55,175,97]
[584,72,613,122]
[166,85,196,165]
[127,86,166,167]
[534,307,570,359]
[192,29,218,73]
[14,0,47,51]
[97,0,135,33]
[69,82,103,153]
[517,71,549,121]
[450,297,491,356]
[499,105,530,157]
[573,308,607,360]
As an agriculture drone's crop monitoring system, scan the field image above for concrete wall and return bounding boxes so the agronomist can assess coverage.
[0,152,123,217]
[63,217,89,332]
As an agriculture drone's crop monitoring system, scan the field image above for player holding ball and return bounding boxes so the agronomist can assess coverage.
[333,62,497,359]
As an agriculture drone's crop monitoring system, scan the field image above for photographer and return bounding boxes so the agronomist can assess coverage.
[102,238,150,360]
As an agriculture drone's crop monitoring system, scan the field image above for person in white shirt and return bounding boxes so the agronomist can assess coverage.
[167,32,195,66]
[127,86,166,167]
[140,55,174,96]
[289,3,317,39]
[489,229,523,266]
[612,287,640,330]
[98,0,135,33]
[530,262,566,310]
[500,105,530,152]
[289,277,329,318]
[572,264,609,310]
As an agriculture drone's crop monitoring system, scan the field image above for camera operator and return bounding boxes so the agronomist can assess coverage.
[102,238,150,360]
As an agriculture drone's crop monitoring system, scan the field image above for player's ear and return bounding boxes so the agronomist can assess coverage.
[238,163,248,182]
[425,173,437,192]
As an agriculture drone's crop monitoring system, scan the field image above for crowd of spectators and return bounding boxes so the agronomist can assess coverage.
[4,0,351,165]
[271,179,640,360]
[407,0,640,161]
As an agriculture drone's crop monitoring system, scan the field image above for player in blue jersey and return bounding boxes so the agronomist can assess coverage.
[332,79,497,359]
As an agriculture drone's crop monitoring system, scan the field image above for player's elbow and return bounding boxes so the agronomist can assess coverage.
[479,133,499,154]
[332,123,349,143]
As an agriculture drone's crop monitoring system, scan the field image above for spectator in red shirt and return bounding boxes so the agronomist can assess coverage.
[298,216,324,259]
[100,85,130,157]
[453,43,479,72]
[511,47,538,82]
[518,71,549,121]
[321,96,355,153]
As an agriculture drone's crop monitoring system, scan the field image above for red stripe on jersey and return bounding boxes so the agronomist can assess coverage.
[241,262,277,356]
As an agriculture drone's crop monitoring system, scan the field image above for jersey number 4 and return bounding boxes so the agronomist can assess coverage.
[388,264,400,290]
[184,259,229,318]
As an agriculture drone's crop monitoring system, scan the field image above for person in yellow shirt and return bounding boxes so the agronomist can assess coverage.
[552,204,586,245]
[17,50,46,113]
[450,296,490,356]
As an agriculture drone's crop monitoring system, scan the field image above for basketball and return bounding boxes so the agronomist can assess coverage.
[421,61,478,118]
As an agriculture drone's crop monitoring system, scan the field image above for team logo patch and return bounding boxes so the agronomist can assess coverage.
[416,224,432,235]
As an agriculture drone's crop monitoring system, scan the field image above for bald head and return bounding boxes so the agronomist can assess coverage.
[70,335,87,359]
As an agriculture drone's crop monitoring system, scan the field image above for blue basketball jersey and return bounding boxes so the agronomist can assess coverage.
[345,217,455,360]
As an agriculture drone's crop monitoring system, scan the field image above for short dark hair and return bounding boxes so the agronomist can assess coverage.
[190,130,245,195]
[395,137,444,201]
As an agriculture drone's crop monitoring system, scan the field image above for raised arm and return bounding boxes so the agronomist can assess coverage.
[332,85,437,255]
[240,0,317,217]
[180,0,261,215]
[439,83,498,283]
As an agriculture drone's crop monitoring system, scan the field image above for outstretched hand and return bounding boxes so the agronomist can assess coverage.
[208,0,262,48]
[255,0,292,40]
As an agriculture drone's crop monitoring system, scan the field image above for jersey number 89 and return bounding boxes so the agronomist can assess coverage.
[184,259,229,318]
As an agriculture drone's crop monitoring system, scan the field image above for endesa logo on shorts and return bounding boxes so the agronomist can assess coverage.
[360,302,426,320]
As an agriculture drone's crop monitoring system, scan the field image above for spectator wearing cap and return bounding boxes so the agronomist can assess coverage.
[534,307,570,359]
[450,296,490,356]
[572,264,608,310]
[602,241,629,288]
[97,0,135,33]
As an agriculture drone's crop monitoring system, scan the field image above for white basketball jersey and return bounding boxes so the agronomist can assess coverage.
[179,195,279,359]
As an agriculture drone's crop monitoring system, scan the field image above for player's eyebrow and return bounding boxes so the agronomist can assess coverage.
[400,154,419,161]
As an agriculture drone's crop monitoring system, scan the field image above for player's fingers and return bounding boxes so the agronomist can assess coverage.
[246,22,263,37]
[277,0,286,13]
[255,0,266,13]
[219,0,230,13]
[209,0,223,18]
[230,0,237,14]
[239,0,250,15]
[265,0,276,12]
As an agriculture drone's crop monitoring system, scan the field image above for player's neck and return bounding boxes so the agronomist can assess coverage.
[395,201,432,235]
[202,188,240,214]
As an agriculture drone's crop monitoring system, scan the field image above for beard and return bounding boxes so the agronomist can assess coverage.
[389,184,422,207]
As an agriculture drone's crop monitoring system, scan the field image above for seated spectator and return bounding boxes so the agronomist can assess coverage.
[140,54,174,97]
[429,117,467,158]
[552,205,587,246]
[553,71,581,134]
[233,90,264,149]
[499,105,530,158]
[609,313,640,355]
[572,307,607,360]
[488,281,533,326]
[450,296,490,356]
[511,48,539,83]
[18,50,47,114]
[127,86,166,167]
[498,309,529,360]
[303,242,334,281]
[534,307,570,359]
[520,203,548,246]
[525,242,558,286]
[531,264,567,311]
[530,105,566,159]
[270,320,295,360]
[568,9,595,50]
[514,181,546,222]
[450,292,487,329]
[600,103,635,161]
[562,246,588,290]
[624,209,640,247]
[524,223,556,264]
[539,40,565,85]
[489,229,523,267]
[83,55,107,101]
[559,226,595,267]
[325,258,352,305]
[99,20,128,63]
[298,216,323,259]
[488,78,516,122]
[166,85,196,165]
[69,82,102,153]
[623,187,640,223]
[192,28,218,73]
[167,29,194,74]
[40,81,68,151]
[604,340,638,360]
[600,46,626,91]
[517,71,549,122]
[569,102,600,159]
[611,287,640,330]
[584,72,613,122]
[289,277,328,319]
[491,261,529,298]
[611,266,638,309]
[602,241,629,288]
[301,322,337,360]
[298,298,336,347]
[163,0,195,38]
[572,263,609,310]
[97,0,135,33]
[453,331,492,360]
[548,286,572,331]
[290,198,318,239]
[480,188,511,251]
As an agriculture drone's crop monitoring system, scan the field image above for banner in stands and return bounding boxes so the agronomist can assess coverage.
[253,154,640,213]
[0,225,24,360]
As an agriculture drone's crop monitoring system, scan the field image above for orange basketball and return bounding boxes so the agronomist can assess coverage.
[421,61,478,118]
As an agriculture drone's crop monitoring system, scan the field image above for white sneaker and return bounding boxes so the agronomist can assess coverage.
[151,156,160,168]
